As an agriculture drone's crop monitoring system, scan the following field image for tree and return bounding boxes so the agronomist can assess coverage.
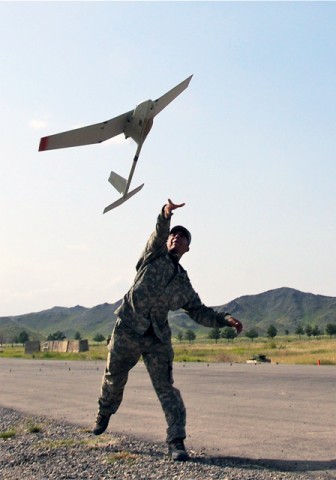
[47,331,66,341]
[17,330,29,344]
[295,324,304,338]
[208,327,221,343]
[93,333,106,343]
[184,330,196,344]
[267,325,277,339]
[312,325,322,338]
[245,328,259,342]
[74,331,82,340]
[325,323,336,338]
[221,326,237,342]
[176,331,183,343]
[305,325,313,338]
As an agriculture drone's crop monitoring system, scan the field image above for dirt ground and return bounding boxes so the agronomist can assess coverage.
[0,359,335,475]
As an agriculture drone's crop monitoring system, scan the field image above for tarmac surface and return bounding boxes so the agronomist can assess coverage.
[0,358,335,472]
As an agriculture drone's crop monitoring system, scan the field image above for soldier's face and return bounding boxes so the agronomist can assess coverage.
[167,231,190,257]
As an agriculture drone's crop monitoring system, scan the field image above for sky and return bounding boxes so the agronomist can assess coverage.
[1,1,336,317]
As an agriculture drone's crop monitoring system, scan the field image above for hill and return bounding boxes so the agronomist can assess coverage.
[0,287,335,342]
[216,287,336,333]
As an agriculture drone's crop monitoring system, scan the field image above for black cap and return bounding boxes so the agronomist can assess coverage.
[170,225,192,245]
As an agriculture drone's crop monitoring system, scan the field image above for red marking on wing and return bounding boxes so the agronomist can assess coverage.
[39,137,49,151]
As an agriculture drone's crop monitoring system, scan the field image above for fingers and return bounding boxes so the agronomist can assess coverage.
[167,198,185,209]
[228,317,243,334]
[236,323,243,334]
[164,199,185,219]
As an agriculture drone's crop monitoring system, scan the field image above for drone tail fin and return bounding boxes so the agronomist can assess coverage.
[108,171,127,194]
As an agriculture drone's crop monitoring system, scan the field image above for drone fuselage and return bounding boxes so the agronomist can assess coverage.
[124,100,155,145]
[38,75,193,212]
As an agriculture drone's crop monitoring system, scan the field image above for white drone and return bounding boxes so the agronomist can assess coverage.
[39,75,193,213]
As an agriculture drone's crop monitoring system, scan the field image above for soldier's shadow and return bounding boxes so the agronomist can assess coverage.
[191,455,336,474]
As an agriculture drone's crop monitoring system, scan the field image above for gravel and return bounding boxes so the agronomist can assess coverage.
[0,407,334,480]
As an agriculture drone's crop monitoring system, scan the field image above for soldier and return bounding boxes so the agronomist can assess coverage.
[93,199,243,461]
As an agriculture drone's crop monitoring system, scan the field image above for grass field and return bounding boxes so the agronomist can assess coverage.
[173,337,336,365]
[1,336,335,365]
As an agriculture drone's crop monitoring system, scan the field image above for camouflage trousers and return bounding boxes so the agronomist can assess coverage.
[98,318,186,443]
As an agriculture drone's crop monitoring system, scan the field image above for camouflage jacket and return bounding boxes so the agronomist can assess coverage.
[115,207,232,341]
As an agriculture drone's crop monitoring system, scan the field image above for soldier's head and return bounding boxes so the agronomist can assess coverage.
[167,226,191,259]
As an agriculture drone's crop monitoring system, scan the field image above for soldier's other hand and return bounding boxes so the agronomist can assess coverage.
[164,199,185,218]
[227,316,243,335]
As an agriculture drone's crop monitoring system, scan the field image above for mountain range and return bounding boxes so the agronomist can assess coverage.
[0,287,335,342]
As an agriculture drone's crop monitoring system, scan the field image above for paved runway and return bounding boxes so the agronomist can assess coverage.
[1,359,335,466]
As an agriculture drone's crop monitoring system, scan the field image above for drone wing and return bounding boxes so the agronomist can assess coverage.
[39,110,132,151]
[153,74,193,117]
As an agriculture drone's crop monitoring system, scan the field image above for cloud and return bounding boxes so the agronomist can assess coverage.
[29,119,48,130]
[66,244,90,252]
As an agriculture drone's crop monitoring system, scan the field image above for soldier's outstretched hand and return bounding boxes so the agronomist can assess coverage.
[164,199,185,218]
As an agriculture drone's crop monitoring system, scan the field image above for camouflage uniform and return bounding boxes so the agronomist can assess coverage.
[98,207,232,443]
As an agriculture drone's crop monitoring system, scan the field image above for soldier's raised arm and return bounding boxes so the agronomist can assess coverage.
[136,199,186,270]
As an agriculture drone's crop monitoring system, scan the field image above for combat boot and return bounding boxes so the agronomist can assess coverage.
[92,412,111,435]
[168,438,189,461]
